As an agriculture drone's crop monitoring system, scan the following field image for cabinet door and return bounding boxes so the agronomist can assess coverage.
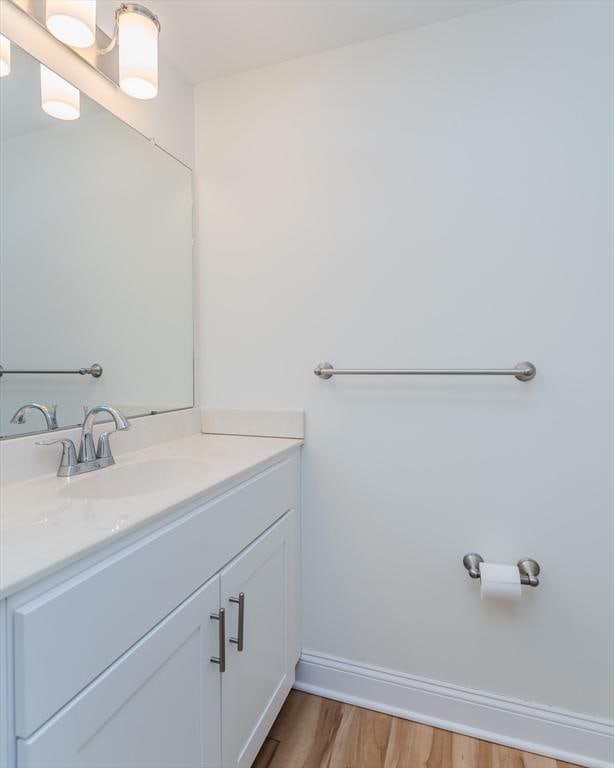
[17,576,222,768]
[221,510,296,768]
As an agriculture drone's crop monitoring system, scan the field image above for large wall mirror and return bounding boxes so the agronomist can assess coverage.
[0,41,194,439]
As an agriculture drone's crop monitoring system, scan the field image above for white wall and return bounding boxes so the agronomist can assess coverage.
[195,0,613,724]
[0,1,193,167]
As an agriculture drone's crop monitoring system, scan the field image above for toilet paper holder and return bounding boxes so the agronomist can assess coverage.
[463,553,541,587]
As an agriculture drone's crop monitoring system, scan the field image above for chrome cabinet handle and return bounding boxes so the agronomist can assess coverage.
[210,607,226,672]
[229,593,245,652]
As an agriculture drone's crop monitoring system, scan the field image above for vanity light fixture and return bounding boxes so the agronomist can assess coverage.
[40,64,80,120]
[10,0,160,100]
[0,34,10,77]
[46,1,160,100]
[115,4,160,99]
[46,0,96,49]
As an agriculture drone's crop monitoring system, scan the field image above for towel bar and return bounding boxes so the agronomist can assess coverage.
[314,362,536,382]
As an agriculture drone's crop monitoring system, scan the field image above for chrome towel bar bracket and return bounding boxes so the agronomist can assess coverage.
[314,361,536,382]
[462,553,541,587]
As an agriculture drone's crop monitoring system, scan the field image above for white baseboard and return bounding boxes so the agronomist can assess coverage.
[295,651,614,768]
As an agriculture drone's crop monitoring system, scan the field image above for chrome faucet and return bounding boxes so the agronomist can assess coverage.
[11,403,58,431]
[78,405,130,462]
[37,405,130,477]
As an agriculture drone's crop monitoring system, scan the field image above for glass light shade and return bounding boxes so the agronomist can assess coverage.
[46,0,96,49]
[0,35,10,77]
[118,8,159,100]
[40,65,80,120]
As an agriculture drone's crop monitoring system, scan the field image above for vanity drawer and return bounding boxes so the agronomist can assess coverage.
[13,455,298,738]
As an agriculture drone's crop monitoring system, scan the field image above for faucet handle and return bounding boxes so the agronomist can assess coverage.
[96,431,116,460]
[96,414,130,460]
[36,439,78,469]
[49,405,59,431]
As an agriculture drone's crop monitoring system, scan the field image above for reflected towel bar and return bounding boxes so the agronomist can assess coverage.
[0,363,103,378]
[314,361,536,382]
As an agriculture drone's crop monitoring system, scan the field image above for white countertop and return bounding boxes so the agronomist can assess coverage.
[0,433,302,599]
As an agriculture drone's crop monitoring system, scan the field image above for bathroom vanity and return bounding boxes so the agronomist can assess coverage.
[0,431,302,768]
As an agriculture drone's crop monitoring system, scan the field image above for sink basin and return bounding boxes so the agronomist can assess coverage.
[59,458,208,500]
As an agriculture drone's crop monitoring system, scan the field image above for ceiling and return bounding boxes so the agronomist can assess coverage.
[98,0,515,85]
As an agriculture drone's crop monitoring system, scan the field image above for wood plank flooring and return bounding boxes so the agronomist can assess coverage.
[252,691,584,768]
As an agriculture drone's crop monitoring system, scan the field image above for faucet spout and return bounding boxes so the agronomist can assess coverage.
[11,403,58,431]
[79,406,130,463]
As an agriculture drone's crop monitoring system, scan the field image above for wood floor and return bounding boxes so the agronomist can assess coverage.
[252,691,584,768]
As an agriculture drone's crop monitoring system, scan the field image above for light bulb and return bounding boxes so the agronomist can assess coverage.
[40,65,80,121]
[118,5,159,100]
[0,35,10,77]
[46,0,96,49]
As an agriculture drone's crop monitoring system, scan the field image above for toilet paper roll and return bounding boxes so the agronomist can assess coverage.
[479,562,521,601]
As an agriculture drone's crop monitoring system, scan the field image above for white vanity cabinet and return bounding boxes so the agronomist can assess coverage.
[1,450,301,768]
[17,575,222,768]
[221,511,298,768]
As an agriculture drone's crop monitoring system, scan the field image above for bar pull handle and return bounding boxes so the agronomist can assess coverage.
[210,607,226,672]
[229,593,245,652]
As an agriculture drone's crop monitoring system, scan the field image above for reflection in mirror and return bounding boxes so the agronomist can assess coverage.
[0,41,193,438]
